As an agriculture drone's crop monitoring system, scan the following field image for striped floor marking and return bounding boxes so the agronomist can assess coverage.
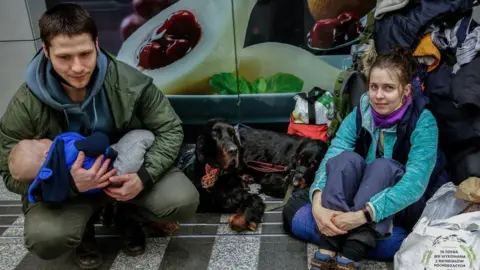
[207,214,262,270]
[1,216,28,270]
[110,238,170,270]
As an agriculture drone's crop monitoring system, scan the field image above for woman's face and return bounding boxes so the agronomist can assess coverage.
[368,67,411,115]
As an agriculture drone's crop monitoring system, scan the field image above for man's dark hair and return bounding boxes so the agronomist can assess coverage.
[39,3,98,48]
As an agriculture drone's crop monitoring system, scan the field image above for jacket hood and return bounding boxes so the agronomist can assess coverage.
[25,49,108,118]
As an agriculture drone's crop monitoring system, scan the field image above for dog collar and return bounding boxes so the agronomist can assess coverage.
[202,164,220,190]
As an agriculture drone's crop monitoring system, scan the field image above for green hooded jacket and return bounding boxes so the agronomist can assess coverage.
[0,51,184,204]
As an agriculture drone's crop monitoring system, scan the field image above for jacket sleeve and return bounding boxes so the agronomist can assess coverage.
[135,82,183,189]
[309,109,358,201]
[367,110,438,222]
[0,92,36,196]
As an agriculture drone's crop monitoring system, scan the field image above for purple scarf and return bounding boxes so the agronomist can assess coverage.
[371,95,413,129]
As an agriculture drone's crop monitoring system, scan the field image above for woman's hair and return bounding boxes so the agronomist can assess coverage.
[368,47,418,86]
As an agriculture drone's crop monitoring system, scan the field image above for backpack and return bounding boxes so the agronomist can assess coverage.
[327,70,368,144]
[326,11,375,144]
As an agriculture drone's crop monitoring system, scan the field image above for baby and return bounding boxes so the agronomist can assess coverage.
[8,129,154,203]
[8,138,53,184]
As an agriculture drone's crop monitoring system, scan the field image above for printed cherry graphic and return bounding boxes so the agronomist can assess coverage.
[120,13,147,40]
[137,10,202,69]
[133,0,177,20]
[307,12,363,49]
[307,18,338,49]
[120,0,179,40]
[336,13,363,43]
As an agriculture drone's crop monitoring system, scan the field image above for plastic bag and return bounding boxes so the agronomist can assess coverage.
[291,90,334,125]
[287,116,328,142]
[174,144,197,180]
[287,87,332,142]
[394,182,480,270]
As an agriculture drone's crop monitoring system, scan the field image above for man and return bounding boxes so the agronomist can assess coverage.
[0,4,199,269]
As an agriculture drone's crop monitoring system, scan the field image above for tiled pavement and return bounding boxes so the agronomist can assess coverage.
[0,181,394,270]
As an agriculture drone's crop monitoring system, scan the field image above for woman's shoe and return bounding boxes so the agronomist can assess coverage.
[330,256,361,270]
[311,250,335,270]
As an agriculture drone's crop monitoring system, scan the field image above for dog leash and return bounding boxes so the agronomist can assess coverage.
[246,161,289,173]
[265,183,294,211]
[235,124,287,173]
[246,160,292,211]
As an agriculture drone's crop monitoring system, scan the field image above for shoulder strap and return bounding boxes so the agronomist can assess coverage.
[327,70,356,143]
[297,87,326,124]
[353,107,371,159]
[332,70,351,122]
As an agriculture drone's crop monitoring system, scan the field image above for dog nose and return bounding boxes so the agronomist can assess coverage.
[227,145,238,155]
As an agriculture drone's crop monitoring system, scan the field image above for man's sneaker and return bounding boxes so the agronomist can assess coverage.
[331,256,361,270]
[74,222,103,269]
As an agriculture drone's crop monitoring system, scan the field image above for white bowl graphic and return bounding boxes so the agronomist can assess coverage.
[237,42,341,95]
[117,0,257,95]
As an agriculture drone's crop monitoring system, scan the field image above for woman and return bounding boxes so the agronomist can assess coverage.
[282,47,448,270]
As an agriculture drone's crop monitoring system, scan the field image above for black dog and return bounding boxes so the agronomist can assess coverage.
[184,118,328,231]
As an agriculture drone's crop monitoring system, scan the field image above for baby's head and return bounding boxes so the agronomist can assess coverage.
[8,139,53,183]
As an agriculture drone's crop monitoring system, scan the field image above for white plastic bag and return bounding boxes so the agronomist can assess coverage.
[394,183,480,270]
[291,91,334,125]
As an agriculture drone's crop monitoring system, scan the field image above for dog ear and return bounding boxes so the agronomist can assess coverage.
[195,134,206,165]
[295,139,308,154]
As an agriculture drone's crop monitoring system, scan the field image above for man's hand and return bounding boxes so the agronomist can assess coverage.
[104,173,144,201]
[70,152,117,193]
[312,191,347,237]
[332,211,367,231]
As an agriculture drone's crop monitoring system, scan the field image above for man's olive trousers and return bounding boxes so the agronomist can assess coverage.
[23,170,199,260]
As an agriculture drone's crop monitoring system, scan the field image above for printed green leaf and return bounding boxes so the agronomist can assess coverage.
[209,73,238,95]
[209,72,252,95]
[237,76,253,94]
[209,72,304,95]
[253,78,267,93]
[265,73,304,93]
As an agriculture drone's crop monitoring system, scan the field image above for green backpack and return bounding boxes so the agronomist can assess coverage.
[326,11,375,144]
[327,70,367,144]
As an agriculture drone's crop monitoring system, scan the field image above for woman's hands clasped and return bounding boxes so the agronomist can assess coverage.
[312,191,347,236]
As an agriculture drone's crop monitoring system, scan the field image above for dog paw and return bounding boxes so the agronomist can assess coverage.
[228,214,258,232]
[148,221,180,235]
